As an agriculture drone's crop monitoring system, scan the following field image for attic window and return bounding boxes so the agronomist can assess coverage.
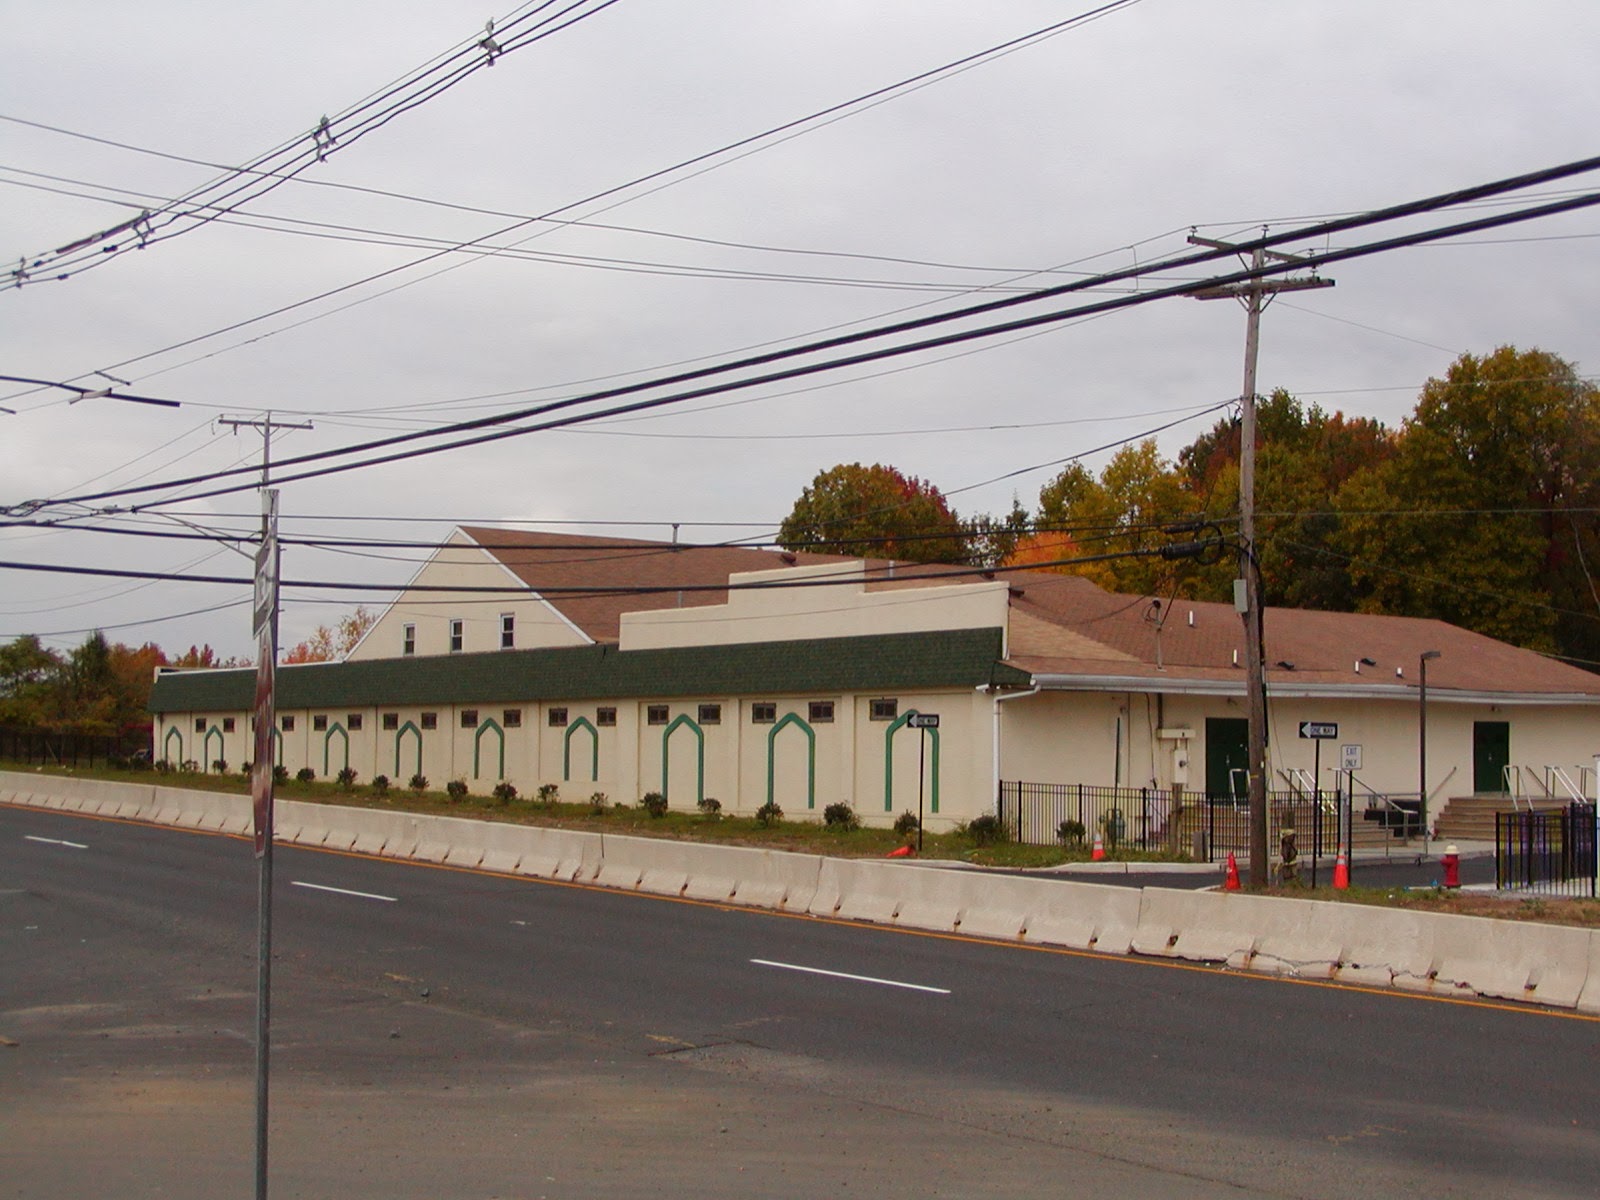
[313,714,328,732]
[347,714,363,731]
[808,700,835,724]
[402,623,416,657]
[503,709,522,728]
[698,703,722,726]
[382,712,398,730]
[194,718,207,733]
[500,613,515,650]
[647,705,669,726]
[222,718,235,733]
[449,619,464,654]
[461,710,479,729]
[549,707,569,727]
[420,712,438,731]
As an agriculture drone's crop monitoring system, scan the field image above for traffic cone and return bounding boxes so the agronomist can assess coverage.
[1332,850,1349,890]
[1224,852,1241,891]
[1091,831,1106,861]
[886,844,914,858]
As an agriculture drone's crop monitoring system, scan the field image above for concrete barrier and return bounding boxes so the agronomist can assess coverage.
[474,821,536,874]
[886,864,982,933]
[1576,934,1600,1015]
[517,828,602,882]
[811,858,904,923]
[604,836,713,899]
[726,849,820,912]
[680,843,768,904]
[1423,913,1591,1007]
[151,785,249,835]
[1021,879,1142,954]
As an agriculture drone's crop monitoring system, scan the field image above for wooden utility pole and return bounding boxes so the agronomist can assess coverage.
[1189,234,1332,887]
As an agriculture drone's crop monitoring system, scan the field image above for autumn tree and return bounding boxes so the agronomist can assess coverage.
[778,464,969,563]
[283,605,378,664]
[0,635,62,727]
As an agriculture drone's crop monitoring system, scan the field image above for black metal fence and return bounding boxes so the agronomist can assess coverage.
[0,727,150,771]
[1496,803,1597,898]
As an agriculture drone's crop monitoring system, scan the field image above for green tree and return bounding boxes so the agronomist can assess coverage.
[778,463,969,563]
[0,635,63,727]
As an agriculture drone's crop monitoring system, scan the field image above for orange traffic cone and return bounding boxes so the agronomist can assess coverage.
[1224,852,1241,891]
[1091,831,1106,861]
[1332,850,1349,890]
[886,844,914,858]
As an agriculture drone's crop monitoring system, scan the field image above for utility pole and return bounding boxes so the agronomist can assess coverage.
[1189,233,1332,887]
[222,412,309,1200]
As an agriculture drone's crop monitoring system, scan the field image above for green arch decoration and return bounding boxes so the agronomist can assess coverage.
[473,717,504,780]
[661,713,704,806]
[884,709,940,813]
[394,720,422,779]
[323,723,349,776]
[162,725,183,765]
[563,716,598,783]
[766,712,817,810]
[202,726,224,771]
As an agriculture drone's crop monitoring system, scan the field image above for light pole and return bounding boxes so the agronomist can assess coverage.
[1420,650,1441,853]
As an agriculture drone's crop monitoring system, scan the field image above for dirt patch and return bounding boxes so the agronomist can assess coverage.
[1268,886,1600,927]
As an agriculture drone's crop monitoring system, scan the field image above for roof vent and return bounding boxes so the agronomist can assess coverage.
[1355,656,1376,674]
[779,552,797,565]
[1275,660,1296,671]
[1187,609,1195,627]
[1231,648,1239,668]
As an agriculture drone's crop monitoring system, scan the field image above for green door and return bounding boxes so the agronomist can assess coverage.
[1473,721,1510,794]
[1206,718,1249,800]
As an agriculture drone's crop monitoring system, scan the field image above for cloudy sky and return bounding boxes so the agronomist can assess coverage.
[4,0,1599,660]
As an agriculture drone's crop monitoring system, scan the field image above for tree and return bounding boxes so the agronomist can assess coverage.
[1001,530,1083,574]
[170,644,249,669]
[778,464,969,563]
[283,605,377,664]
[0,635,62,727]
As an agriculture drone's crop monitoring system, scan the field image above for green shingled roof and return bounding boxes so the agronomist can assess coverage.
[148,627,1028,713]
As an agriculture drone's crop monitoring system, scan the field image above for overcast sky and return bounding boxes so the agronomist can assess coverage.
[4,0,1600,661]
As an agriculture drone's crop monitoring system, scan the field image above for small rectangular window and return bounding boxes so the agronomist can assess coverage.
[548,707,569,727]
[421,712,438,731]
[347,713,363,731]
[869,699,898,722]
[449,618,464,654]
[751,702,776,724]
[698,703,721,726]
[194,717,207,733]
[222,717,236,733]
[500,613,515,650]
[596,707,617,727]
[461,709,478,728]
[402,623,416,657]
[646,704,669,726]
[281,715,296,732]
[313,714,328,732]
[382,713,399,731]
[503,708,522,728]
[809,701,835,724]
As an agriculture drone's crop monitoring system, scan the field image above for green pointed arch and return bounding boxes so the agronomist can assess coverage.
[323,723,349,776]
[473,717,505,780]
[661,713,704,806]
[162,725,183,765]
[202,726,224,771]
[394,720,422,779]
[766,712,817,809]
[563,716,599,782]
[884,709,940,813]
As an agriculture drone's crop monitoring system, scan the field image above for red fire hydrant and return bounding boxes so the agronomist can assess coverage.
[1440,843,1461,889]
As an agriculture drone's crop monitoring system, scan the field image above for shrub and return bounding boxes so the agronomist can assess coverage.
[1057,819,1086,846]
[755,801,783,827]
[295,767,316,784]
[492,781,519,804]
[336,767,359,791]
[823,802,859,831]
[180,759,199,773]
[446,779,469,801]
[536,783,560,807]
[272,764,289,784]
[155,758,173,774]
[962,813,1007,846]
[639,791,668,818]
[697,796,722,817]
[892,810,920,838]
[1100,808,1126,848]
[371,774,390,795]
[408,773,429,794]
[589,791,608,814]
[211,759,229,775]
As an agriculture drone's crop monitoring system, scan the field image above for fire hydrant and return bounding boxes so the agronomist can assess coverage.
[1440,843,1461,889]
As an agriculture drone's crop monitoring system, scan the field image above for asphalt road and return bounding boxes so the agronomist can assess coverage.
[4,804,1596,1199]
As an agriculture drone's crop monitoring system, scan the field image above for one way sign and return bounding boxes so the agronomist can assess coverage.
[1298,721,1338,740]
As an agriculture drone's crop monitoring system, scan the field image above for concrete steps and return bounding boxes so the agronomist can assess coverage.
[1433,794,1574,842]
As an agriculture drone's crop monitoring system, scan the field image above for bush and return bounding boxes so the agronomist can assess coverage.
[755,801,783,827]
[336,767,359,791]
[492,781,519,804]
[371,774,390,795]
[446,779,468,801]
[155,758,173,774]
[892,810,920,838]
[181,759,199,773]
[589,791,608,814]
[697,796,722,817]
[1057,819,1086,846]
[211,759,229,775]
[536,783,560,807]
[823,802,859,831]
[1100,808,1126,849]
[272,764,289,784]
[639,791,668,818]
[295,767,316,784]
[408,773,429,794]
[962,813,1007,846]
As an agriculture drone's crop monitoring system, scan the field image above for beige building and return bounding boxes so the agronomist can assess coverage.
[149,528,1600,834]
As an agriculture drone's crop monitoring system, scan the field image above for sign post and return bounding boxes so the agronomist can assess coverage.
[251,489,280,1200]
[908,713,939,853]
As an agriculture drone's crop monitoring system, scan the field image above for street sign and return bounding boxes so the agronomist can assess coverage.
[908,712,940,729]
[1340,743,1363,771]
[1298,721,1337,740]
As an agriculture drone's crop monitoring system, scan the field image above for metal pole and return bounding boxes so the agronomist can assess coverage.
[1311,739,1321,889]
[1420,650,1440,856]
[917,727,926,854]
